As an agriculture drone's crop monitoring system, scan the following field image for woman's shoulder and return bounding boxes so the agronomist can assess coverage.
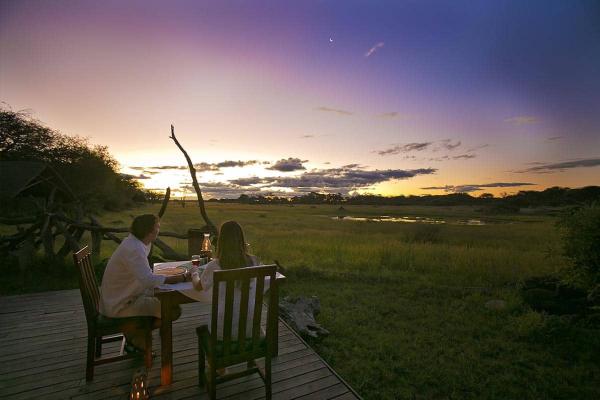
[203,259,221,270]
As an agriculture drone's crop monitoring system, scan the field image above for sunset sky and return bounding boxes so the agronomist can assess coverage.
[1,0,599,198]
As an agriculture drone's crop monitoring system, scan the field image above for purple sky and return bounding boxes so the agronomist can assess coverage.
[1,0,599,198]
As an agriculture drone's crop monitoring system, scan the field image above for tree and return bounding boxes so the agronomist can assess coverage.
[0,107,147,211]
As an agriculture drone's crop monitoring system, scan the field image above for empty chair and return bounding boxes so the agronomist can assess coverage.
[196,264,278,399]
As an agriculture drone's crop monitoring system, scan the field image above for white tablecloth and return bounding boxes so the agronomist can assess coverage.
[154,261,212,302]
[154,261,280,304]
[154,261,275,303]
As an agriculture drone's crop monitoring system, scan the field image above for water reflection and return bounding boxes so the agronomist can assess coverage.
[332,216,490,225]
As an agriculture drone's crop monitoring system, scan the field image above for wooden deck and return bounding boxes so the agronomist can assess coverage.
[0,289,361,400]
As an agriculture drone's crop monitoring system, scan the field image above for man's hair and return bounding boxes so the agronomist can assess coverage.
[130,214,159,240]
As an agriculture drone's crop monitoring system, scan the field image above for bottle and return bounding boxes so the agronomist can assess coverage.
[200,233,212,260]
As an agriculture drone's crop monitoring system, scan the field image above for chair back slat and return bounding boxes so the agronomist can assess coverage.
[72,246,100,323]
[236,277,251,350]
[221,280,235,356]
[211,271,220,350]
[212,265,277,359]
[251,276,265,352]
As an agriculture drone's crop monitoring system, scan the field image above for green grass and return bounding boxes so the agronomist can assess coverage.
[2,203,598,399]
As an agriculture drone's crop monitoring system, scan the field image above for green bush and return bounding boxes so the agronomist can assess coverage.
[559,204,600,293]
[0,107,149,212]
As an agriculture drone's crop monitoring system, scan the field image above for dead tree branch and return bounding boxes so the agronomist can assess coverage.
[169,125,216,234]
[158,187,171,218]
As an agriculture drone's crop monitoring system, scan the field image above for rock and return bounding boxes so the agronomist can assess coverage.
[279,296,330,339]
[484,299,507,311]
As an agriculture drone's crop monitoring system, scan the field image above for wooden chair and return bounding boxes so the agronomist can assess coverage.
[196,265,278,400]
[73,246,154,381]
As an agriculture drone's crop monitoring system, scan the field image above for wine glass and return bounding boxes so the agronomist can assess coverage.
[191,254,201,267]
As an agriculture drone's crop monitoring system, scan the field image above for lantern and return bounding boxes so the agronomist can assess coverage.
[130,368,150,400]
[200,233,212,259]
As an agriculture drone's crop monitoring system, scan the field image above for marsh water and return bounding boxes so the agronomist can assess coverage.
[331,215,498,225]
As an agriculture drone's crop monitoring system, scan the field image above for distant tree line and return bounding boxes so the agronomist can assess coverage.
[0,107,153,212]
[210,186,600,210]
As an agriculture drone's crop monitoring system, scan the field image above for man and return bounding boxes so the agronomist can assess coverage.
[100,214,186,351]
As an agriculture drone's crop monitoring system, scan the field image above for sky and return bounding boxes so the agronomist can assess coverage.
[1,0,599,198]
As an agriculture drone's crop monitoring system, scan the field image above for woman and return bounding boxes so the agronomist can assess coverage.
[191,220,258,290]
[191,220,260,340]
[100,214,185,351]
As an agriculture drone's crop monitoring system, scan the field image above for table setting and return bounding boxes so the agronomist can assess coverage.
[153,259,212,302]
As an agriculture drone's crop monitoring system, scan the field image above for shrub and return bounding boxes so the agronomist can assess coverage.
[0,107,148,212]
[558,204,600,294]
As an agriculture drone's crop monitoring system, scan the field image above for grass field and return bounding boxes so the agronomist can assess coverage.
[3,203,599,399]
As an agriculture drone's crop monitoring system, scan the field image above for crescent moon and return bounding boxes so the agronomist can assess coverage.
[329,37,333,43]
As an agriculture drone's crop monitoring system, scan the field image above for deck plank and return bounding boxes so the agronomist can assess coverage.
[0,289,360,400]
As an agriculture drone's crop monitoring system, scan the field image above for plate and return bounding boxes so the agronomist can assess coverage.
[154,267,186,277]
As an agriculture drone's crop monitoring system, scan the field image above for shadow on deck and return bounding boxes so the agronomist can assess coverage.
[0,289,360,400]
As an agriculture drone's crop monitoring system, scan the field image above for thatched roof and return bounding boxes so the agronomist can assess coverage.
[0,161,77,200]
[0,161,47,199]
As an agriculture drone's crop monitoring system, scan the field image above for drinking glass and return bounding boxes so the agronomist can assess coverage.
[191,254,201,267]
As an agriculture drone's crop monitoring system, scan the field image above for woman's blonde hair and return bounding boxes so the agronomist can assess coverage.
[216,221,252,270]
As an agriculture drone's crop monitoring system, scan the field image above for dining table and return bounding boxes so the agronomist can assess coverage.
[153,261,285,386]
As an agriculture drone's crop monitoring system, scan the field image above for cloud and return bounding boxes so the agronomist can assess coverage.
[504,116,538,125]
[365,42,384,57]
[226,166,436,196]
[375,142,433,156]
[315,106,353,116]
[524,161,546,165]
[439,139,461,150]
[376,139,463,156]
[300,134,315,139]
[121,173,151,180]
[131,161,438,198]
[546,136,563,141]
[267,157,307,172]
[421,182,536,193]
[215,160,259,168]
[377,112,404,119]
[182,181,264,199]
[228,176,266,186]
[466,144,490,152]
[429,156,450,162]
[341,163,365,169]
[514,158,600,173]
[141,165,187,170]
[193,163,220,172]
[269,168,436,194]
[130,160,259,172]
[452,154,476,160]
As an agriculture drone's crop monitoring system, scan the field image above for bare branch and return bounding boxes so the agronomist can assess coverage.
[158,187,171,218]
[169,125,216,232]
